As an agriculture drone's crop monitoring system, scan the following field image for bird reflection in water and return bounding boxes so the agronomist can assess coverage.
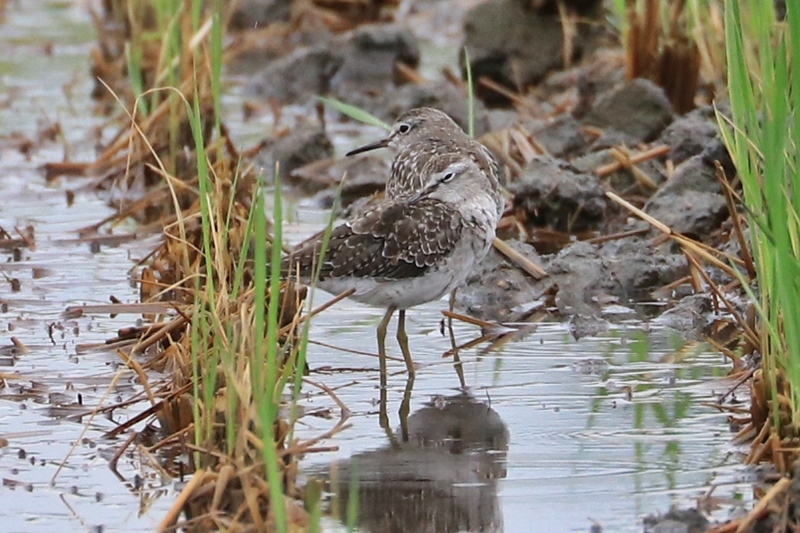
[331,391,509,533]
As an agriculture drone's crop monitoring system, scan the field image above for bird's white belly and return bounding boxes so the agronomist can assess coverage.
[318,269,458,310]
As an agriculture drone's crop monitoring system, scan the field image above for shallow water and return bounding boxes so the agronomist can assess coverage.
[0,3,174,532]
[293,298,751,533]
[0,2,754,533]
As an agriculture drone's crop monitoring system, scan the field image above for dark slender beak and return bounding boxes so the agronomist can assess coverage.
[345,136,391,157]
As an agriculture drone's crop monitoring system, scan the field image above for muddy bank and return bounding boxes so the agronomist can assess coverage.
[234,0,736,340]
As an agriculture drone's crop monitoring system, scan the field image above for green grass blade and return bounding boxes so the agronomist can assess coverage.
[261,164,287,533]
[463,46,475,138]
[722,0,800,429]
[125,42,147,116]
[346,465,360,533]
[211,0,223,137]
[317,96,391,130]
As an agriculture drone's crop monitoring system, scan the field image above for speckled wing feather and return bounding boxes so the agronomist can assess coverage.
[284,198,463,281]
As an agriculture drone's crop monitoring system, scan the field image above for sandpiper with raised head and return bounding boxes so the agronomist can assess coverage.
[346,107,504,215]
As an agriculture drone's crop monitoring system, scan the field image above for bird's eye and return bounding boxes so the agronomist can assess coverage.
[442,172,455,182]
[397,123,411,134]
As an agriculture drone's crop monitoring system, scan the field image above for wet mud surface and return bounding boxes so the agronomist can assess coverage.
[241,0,738,331]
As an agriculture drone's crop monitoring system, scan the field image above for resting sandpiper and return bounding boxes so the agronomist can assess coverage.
[283,154,500,380]
[346,108,504,372]
[346,107,504,216]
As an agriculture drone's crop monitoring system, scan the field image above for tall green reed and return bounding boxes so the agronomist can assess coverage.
[184,3,316,531]
[187,101,296,533]
[117,0,330,529]
[720,0,800,426]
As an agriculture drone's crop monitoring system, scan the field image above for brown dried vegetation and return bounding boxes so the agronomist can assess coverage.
[56,2,355,531]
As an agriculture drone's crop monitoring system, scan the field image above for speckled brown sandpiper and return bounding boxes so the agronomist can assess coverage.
[346,107,504,216]
[283,154,500,382]
[346,108,504,376]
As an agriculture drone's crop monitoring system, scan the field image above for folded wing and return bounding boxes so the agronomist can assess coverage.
[284,198,462,281]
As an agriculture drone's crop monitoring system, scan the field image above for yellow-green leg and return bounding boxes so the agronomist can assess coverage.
[377,305,396,428]
[396,309,415,378]
[447,289,458,348]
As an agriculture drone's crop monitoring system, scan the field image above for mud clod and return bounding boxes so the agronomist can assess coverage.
[524,115,590,159]
[516,239,689,316]
[538,241,609,315]
[461,240,544,321]
[568,314,610,340]
[462,0,599,105]
[585,78,675,142]
[601,238,688,300]
[645,155,728,239]
[659,106,721,166]
[251,46,343,104]
[509,156,609,233]
[329,23,420,95]
[643,508,708,533]
[258,125,334,180]
[251,24,418,104]
[653,294,714,338]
